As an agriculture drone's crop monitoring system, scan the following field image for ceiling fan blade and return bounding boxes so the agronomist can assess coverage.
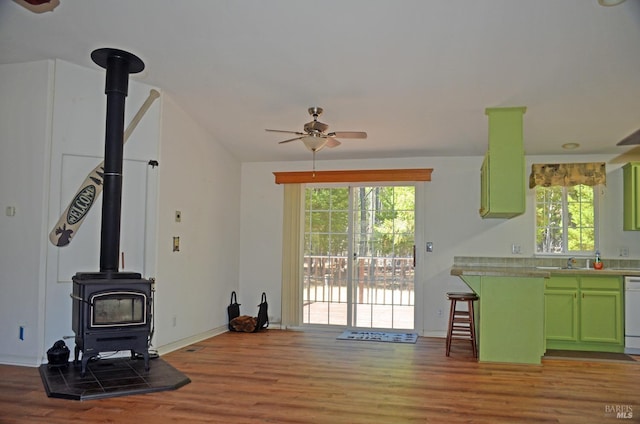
[325,137,342,148]
[617,128,640,145]
[609,145,640,163]
[278,136,304,144]
[266,129,305,135]
[327,131,367,139]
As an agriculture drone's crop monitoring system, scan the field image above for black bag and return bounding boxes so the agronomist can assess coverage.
[255,292,269,332]
[227,291,241,331]
[227,291,269,332]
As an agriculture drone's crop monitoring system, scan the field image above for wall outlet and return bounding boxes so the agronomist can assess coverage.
[620,247,629,257]
[511,244,521,254]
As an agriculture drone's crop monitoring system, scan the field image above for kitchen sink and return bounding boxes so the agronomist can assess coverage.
[535,266,594,270]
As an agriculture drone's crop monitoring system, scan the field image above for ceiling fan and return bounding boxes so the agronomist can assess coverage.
[610,127,640,163]
[266,106,367,153]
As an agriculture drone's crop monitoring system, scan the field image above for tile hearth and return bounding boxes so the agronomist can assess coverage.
[39,356,190,401]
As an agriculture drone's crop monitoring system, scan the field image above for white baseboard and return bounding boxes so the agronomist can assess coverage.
[422,330,446,338]
[155,324,228,356]
[0,354,41,368]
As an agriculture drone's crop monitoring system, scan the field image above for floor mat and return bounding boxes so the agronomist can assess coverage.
[39,356,191,401]
[337,330,418,344]
[544,349,638,363]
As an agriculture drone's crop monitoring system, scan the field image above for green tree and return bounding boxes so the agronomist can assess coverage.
[535,184,595,253]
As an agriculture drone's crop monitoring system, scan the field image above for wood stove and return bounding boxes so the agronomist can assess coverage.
[72,272,152,376]
[70,48,153,377]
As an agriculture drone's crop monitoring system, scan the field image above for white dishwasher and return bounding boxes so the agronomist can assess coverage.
[625,277,640,355]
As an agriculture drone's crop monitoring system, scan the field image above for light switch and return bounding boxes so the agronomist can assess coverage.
[6,206,16,217]
[173,236,180,252]
[426,242,433,252]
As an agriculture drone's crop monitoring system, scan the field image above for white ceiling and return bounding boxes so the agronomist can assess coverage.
[1,0,640,162]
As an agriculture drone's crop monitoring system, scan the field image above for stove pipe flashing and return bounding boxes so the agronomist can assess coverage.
[91,48,144,275]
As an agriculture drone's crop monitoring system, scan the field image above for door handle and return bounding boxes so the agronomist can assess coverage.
[413,245,416,267]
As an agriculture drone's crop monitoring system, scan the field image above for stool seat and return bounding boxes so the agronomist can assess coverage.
[446,291,478,358]
[447,292,478,301]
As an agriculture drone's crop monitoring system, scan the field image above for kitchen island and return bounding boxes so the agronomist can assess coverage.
[451,257,640,364]
[450,269,546,364]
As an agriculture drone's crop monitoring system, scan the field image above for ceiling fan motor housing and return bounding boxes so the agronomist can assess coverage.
[304,120,329,134]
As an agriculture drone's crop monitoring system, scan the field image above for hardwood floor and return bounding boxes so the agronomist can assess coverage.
[0,330,638,423]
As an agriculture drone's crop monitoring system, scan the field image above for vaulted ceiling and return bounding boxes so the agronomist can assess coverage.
[1,0,639,162]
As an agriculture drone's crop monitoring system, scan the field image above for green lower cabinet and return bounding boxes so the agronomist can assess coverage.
[545,275,623,353]
[580,290,623,344]
[545,289,578,342]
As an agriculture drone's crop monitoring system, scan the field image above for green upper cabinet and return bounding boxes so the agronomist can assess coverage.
[623,162,640,230]
[479,107,527,218]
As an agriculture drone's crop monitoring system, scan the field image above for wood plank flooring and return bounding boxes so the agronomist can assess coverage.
[0,330,638,423]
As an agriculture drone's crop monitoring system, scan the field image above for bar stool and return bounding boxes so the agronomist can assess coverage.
[445,292,478,358]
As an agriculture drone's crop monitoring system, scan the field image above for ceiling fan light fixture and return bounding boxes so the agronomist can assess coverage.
[302,135,327,152]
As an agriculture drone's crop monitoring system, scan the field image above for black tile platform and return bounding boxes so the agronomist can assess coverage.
[39,356,190,401]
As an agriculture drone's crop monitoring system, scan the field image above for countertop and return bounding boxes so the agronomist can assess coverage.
[450,265,640,278]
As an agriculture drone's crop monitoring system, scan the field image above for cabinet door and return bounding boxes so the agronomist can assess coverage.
[479,154,489,216]
[545,290,578,342]
[580,290,623,344]
[623,162,640,231]
[480,107,526,218]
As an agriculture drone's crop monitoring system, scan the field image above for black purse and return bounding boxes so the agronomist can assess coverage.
[227,291,241,331]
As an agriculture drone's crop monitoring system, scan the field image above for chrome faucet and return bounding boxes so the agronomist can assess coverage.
[566,257,575,269]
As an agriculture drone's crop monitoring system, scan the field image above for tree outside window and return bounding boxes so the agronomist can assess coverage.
[535,184,596,254]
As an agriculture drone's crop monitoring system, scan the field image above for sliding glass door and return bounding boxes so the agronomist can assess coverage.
[302,185,415,329]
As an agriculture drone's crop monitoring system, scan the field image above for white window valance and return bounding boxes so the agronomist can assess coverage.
[529,162,606,188]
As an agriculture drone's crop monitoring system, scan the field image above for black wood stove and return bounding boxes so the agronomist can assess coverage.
[70,48,153,377]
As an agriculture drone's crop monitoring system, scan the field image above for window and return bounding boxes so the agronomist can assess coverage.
[535,184,597,254]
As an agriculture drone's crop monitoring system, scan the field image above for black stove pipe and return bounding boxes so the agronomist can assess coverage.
[91,48,144,274]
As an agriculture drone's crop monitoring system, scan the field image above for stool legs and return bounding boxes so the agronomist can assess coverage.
[445,296,477,358]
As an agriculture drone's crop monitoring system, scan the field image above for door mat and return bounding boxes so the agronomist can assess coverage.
[337,330,418,344]
[544,349,638,364]
[39,356,191,401]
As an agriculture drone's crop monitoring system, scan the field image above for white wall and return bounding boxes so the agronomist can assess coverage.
[0,58,243,365]
[239,154,640,336]
[153,95,241,350]
[0,60,53,365]
[42,60,162,363]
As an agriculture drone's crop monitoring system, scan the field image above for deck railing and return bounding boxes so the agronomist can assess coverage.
[303,255,415,306]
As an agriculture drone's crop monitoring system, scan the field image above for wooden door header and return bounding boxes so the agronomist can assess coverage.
[273,169,433,184]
